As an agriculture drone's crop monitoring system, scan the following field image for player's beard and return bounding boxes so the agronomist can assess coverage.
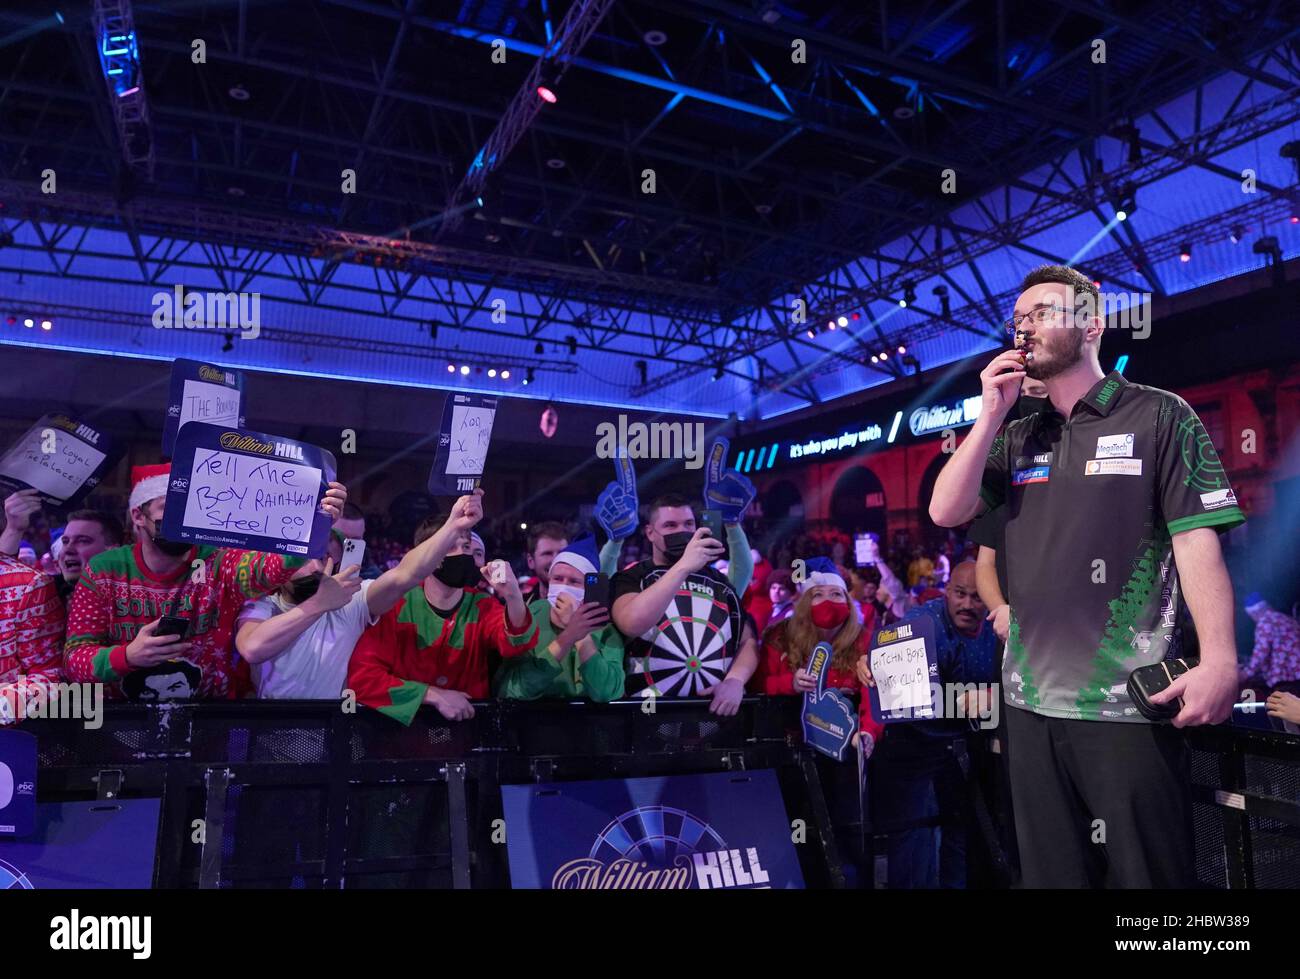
[1026,324,1084,381]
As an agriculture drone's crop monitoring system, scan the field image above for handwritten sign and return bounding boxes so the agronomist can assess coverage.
[162,423,335,557]
[162,359,245,458]
[429,393,498,495]
[0,414,121,508]
[866,613,940,723]
[801,641,857,762]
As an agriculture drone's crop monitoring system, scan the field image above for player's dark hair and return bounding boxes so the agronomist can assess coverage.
[64,510,125,545]
[1018,264,1099,313]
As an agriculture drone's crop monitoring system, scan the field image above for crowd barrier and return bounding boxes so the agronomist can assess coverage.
[16,699,1300,888]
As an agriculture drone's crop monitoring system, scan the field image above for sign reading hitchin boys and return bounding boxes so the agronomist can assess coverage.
[428,392,497,496]
[162,422,336,558]
[161,359,245,459]
[0,414,121,508]
[801,641,857,761]
[866,613,941,723]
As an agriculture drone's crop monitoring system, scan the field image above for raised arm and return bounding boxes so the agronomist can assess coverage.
[366,489,483,618]
[930,351,1024,526]
[612,529,723,638]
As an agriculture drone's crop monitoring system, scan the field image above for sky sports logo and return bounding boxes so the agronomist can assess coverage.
[49,910,151,959]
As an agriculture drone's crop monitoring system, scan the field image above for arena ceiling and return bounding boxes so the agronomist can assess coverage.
[1,0,1298,417]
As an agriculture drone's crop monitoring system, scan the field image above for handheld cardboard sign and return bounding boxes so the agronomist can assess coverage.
[801,641,857,762]
[867,613,940,723]
[429,393,497,496]
[162,422,336,557]
[0,729,37,837]
[0,413,122,508]
[161,358,245,459]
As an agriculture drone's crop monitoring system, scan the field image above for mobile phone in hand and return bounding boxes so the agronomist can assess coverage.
[583,572,611,609]
[699,509,725,542]
[340,538,366,571]
[156,615,190,640]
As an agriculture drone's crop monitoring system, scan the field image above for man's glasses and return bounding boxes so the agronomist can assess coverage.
[1003,302,1067,337]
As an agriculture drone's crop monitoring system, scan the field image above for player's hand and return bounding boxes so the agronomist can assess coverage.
[446,488,485,532]
[852,730,876,759]
[1148,658,1237,728]
[704,677,745,716]
[675,528,725,573]
[303,558,361,613]
[855,654,876,688]
[557,601,609,647]
[125,619,193,668]
[3,489,41,538]
[979,350,1027,423]
[426,687,475,721]
[987,604,1010,642]
[792,668,817,693]
[321,481,347,522]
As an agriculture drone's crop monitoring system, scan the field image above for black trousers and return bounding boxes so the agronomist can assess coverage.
[1004,706,1194,888]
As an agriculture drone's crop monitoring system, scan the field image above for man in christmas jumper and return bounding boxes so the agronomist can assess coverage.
[346,500,539,725]
[64,463,347,700]
[0,554,65,723]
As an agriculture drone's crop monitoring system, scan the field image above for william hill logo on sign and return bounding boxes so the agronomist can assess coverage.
[551,847,771,889]
[875,622,914,644]
[217,432,304,461]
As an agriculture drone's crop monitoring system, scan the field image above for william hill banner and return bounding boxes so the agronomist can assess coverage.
[502,771,803,889]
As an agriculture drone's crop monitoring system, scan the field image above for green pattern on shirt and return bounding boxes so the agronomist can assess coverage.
[1006,612,1039,708]
[1078,535,1166,713]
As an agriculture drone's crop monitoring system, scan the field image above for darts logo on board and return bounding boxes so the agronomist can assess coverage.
[550,805,772,889]
[0,858,34,889]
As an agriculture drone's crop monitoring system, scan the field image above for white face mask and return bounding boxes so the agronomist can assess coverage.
[547,582,586,608]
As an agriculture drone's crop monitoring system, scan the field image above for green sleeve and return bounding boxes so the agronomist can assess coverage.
[726,523,753,595]
[599,538,623,576]
[494,599,565,700]
[576,625,626,702]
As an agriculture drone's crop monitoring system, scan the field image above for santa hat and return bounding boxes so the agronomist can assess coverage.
[551,535,599,578]
[798,556,862,624]
[129,463,171,513]
[797,556,847,595]
[1243,592,1267,612]
[470,531,486,554]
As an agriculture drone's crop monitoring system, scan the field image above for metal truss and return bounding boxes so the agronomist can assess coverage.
[444,0,616,230]
[90,0,155,180]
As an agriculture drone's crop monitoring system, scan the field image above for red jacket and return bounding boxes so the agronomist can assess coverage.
[751,630,885,746]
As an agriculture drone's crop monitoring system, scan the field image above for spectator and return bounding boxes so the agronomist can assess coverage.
[0,554,65,724]
[612,493,756,709]
[752,559,884,755]
[860,560,1002,888]
[907,548,934,589]
[1239,593,1300,690]
[52,510,124,603]
[63,463,346,701]
[333,502,382,580]
[522,521,568,604]
[235,492,490,700]
[346,504,539,725]
[495,535,624,702]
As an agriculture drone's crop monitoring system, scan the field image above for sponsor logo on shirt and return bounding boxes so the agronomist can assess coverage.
[1199,488,1238,511]
[1084,459,1143,476]
[1012,466,1050,486]
[1095,433,1135,458]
